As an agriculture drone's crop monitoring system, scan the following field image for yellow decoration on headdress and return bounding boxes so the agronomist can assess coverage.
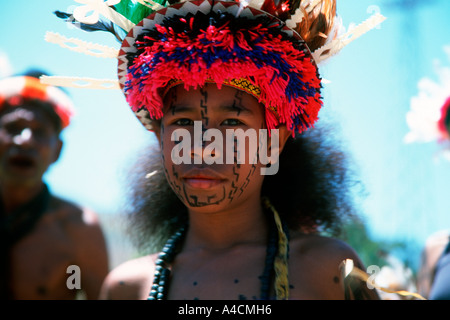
[224,78,261,99]
[163,78,262,100]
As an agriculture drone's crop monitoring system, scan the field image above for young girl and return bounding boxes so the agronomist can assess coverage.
[101,83,377,300]
[49,0,383,300]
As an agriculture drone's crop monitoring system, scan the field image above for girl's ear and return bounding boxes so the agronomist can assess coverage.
[276,125,292,154]
[259,125,292,176]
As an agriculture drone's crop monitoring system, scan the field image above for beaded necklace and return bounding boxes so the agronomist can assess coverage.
[148,198,289,300]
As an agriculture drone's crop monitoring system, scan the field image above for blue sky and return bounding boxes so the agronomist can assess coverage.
[1,0,450,253]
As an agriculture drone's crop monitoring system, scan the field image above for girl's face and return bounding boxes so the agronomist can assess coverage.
[159,83,273,213]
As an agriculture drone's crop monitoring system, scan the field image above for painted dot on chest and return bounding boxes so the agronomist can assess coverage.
[234,279,239,284]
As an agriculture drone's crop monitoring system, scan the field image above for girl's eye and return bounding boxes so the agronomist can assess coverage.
[222,119,243,126]
[174,118,194,126]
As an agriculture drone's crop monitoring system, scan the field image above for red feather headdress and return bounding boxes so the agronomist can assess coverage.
[43,0,385,135]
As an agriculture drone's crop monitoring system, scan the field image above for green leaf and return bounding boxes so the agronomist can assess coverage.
[113,0,168,25]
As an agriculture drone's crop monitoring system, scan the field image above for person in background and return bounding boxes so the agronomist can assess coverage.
[405,56,450,299]
[0,71,109,299]
[417,230,450,299]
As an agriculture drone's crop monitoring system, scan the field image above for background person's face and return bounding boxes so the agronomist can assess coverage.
[0,105,61,187]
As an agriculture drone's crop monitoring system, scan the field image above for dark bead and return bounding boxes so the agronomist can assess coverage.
[159,252,168,260]
[155,258,164,266]
[161,268,170,276]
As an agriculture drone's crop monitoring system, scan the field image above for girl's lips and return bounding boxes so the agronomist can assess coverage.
[183,177,225,189]
[182,168,227,189]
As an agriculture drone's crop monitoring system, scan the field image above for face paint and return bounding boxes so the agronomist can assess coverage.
[161,84,275,210]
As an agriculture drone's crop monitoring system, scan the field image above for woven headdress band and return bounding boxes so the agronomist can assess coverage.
[163,78,261,103]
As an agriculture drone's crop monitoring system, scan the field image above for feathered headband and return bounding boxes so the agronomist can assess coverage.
[42,0,385,134]
[0,76,74,129]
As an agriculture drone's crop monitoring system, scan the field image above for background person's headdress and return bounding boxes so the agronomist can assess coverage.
[42,0,385,134]
[404,45,450,161]
[0,75,74,129]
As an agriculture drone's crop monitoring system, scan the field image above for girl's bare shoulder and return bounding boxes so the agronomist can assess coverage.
[291,232,361,263]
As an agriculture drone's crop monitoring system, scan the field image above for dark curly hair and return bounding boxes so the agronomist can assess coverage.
[121,121,362,254]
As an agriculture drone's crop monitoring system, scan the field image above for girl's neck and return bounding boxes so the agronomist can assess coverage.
[185,197,268,251]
